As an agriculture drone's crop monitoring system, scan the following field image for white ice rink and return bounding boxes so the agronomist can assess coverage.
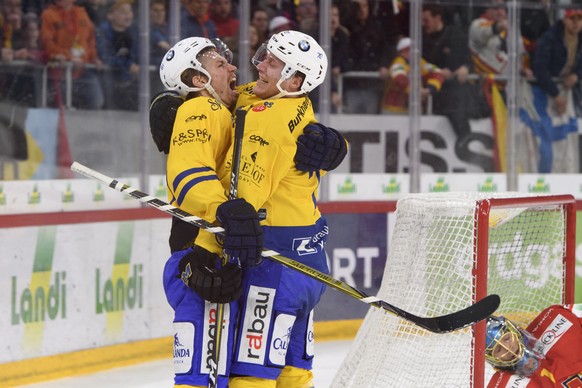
[18,340,352,388]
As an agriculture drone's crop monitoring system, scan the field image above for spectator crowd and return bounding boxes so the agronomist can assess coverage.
[0,0,580,140]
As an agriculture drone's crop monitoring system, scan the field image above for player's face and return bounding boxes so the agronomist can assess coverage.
[199,50,238,108]
[253,49,290,99]
[491,331,520,363]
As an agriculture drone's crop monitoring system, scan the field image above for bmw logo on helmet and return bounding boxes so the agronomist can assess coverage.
[165,50,175,61]
[298,40,310,52]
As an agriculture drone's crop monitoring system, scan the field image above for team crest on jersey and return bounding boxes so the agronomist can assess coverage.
[563,374,582,386]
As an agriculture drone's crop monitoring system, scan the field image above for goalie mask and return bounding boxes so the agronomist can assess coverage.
[251,30,327,98]
[159,37,230,104]
[485,316,544,377]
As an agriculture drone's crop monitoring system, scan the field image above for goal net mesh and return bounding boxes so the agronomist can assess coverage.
[331,192,571,388]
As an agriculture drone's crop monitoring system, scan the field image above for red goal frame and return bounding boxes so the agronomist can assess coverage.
[472,194,576,388]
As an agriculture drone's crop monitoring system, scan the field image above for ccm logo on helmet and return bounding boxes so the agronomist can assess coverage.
[165,50,175,61]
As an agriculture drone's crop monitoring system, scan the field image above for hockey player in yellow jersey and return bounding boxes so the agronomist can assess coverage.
[158,32,346,388]
[223,31,336,388]
[160,36,262,388]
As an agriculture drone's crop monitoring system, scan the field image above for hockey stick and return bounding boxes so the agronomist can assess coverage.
[208,108,247,388]
[70,162,501,333]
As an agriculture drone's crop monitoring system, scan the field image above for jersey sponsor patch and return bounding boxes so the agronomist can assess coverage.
[293,237,318,256]
[173,322,195,374]
[269,313,296,366]
[250,101,275,112]
[172,128,212,147]
[505,374,530,387]
[537,313,573,355]
[238,285,276,365]
[200,302,230,375]
[249,135,269,146]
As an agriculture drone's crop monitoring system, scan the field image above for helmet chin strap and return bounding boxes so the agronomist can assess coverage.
[205,83,225,106]
[271,70,304,99]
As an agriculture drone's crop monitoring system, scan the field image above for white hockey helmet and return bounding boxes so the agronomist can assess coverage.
[159,37,217,98]
[252,30,327,97]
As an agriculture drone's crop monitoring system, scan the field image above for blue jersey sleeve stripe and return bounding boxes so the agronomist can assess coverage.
[172,167,213,191]
[176,174,219,206]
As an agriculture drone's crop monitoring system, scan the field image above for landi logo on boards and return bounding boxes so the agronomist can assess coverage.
[529,178,550,193]
[429,177,450,192]
[382,177,401,193]
[11,271,67,324]
[477,177,498,192]
[155,179,167,198]
[62,183,74,203]
[93,183,105,202]
[338,177,356,194]
[95,264,144,313]
[0,185,6,205]
[28,184,41,204]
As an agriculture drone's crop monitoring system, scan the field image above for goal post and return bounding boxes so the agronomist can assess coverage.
[331,193,576,388]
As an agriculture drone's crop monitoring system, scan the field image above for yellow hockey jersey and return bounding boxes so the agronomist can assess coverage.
[167,83,325,255]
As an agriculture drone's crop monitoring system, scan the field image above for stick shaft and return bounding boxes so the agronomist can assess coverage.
[70,161,500,333]
[209,108,247,388]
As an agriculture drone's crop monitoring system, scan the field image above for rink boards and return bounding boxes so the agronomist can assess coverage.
[1,181,582,385]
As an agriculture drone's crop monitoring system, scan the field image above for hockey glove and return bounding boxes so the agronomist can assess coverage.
[178,246,242,303]
[149,91,184,154]
[295,123,348,172]
[216,198,263,267]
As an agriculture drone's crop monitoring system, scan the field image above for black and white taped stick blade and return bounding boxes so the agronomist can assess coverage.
[70,161,501,334]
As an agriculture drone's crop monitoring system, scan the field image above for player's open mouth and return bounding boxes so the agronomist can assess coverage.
[230,77,236,90]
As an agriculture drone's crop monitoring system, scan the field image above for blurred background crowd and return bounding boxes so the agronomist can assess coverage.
[0,0,570,112]
[2,0,582,176]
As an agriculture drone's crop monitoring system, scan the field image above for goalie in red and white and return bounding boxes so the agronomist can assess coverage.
[486,304,582,387]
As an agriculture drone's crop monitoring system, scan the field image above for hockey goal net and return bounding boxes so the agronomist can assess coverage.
[332,192,575,388]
